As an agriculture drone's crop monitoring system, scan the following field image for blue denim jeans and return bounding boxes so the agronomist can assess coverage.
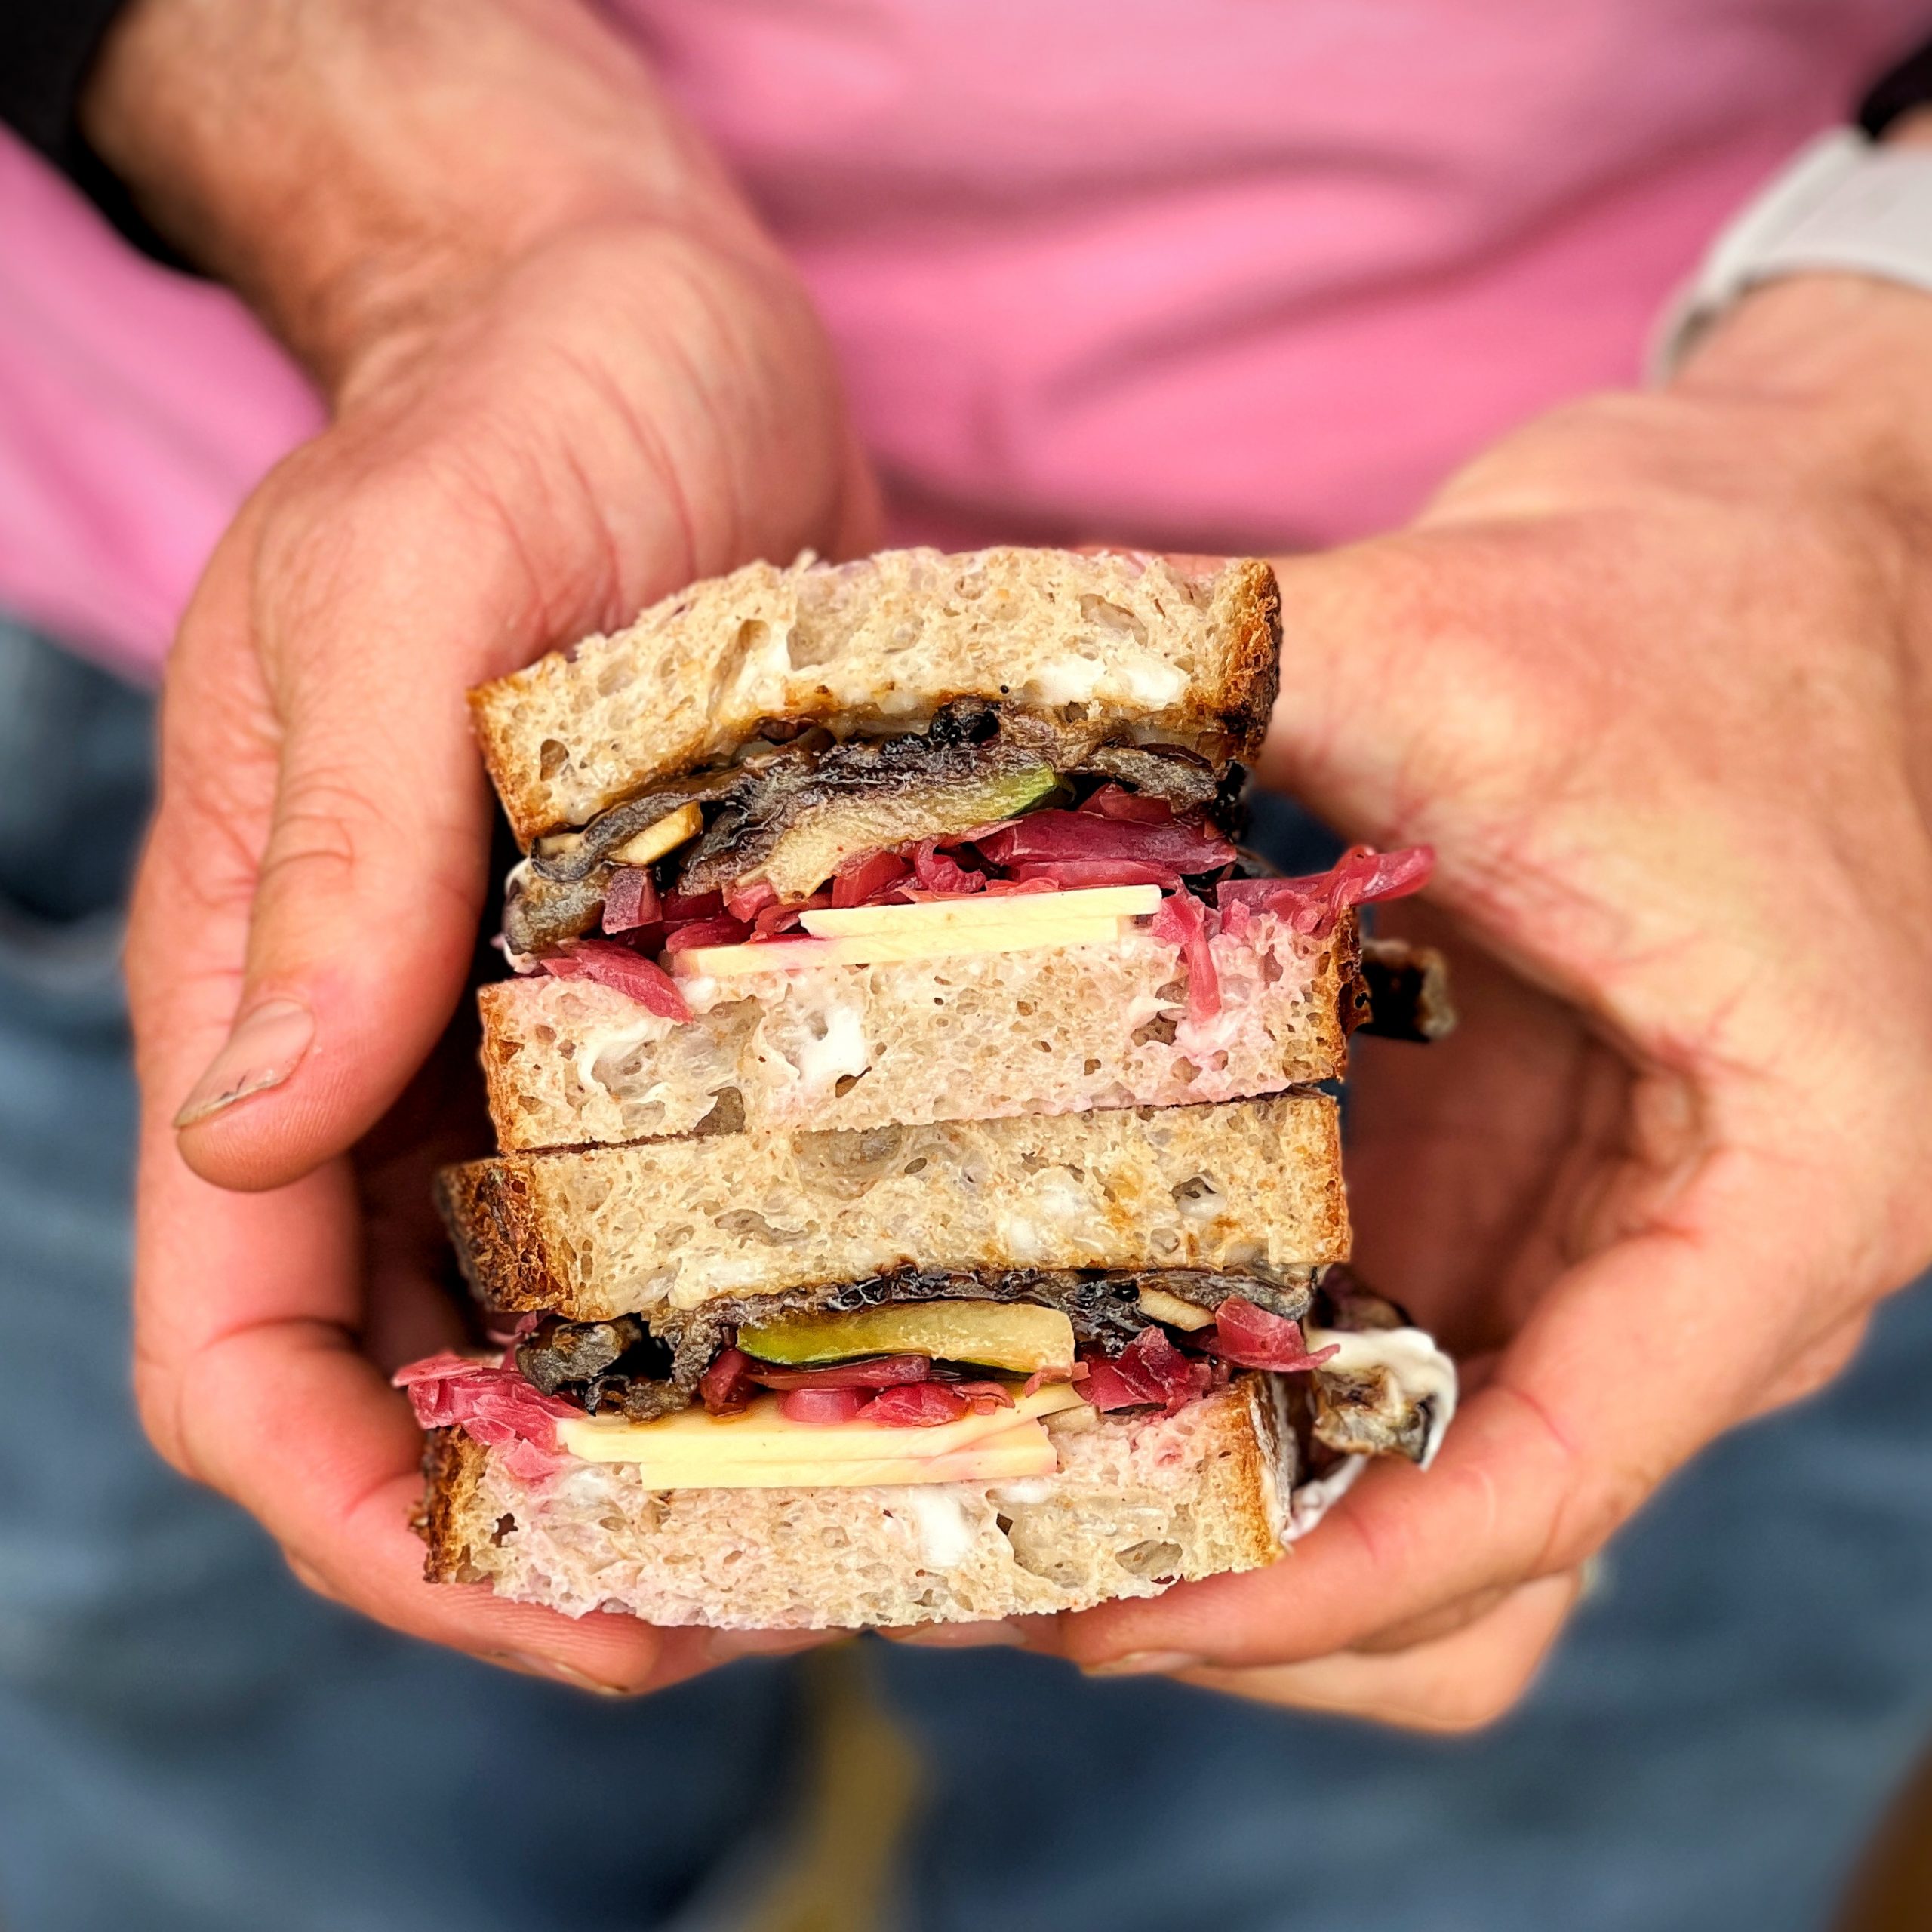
[2,618,1928,1932]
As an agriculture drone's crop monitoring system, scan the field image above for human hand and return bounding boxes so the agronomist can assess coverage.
[1041,271,1932,1725]
[107,0,873,1687]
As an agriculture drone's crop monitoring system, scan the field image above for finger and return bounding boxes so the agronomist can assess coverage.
[133,1131,668,1689]
[166,488,503,1190]
[1742,1305,1871,1420]
[1052,1152,1846,1672]
[1175,1570,1581,1733]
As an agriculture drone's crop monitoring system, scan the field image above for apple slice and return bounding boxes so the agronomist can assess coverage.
[801,884,1161,939]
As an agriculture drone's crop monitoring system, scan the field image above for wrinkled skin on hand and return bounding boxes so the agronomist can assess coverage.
[128,216,876,1690]
[1017,275,1932,1726]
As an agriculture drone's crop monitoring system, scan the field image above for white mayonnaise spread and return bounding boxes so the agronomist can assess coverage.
[1022,654,1108,706]
[1019,652,1189,711]
[1304,1324,1460,1469]
[884,1486,980,1568]
[998,1169,1095,1262]
[783,1002,871,1097]
[1112,657,1189,708]
[572,1017,675,1094]
[988,1477,1057,1507]
[1281,1454,1365,1543]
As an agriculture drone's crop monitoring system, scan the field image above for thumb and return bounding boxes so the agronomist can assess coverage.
[171,587,494,1192]
[1260,537,1556,849]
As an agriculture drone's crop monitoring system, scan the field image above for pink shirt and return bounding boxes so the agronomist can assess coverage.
[0,0,1922,679]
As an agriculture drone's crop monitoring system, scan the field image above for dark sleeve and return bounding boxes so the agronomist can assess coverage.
[0,0,188,263]
[0,1,131,170]
[1859,30,1932,136]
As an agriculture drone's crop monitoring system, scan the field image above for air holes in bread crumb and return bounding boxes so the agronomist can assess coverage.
[696,1088,746,1135]
[1118,1540,1183,1581]
[717,1209,801,1245]
[1173,1175,1220,1213]
[538,737,571,780]
[1079,594,1150,648]
[1132,1015,1178,1048]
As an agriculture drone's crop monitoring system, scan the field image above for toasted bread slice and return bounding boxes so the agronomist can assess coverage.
[420,1373,1294,1628]
[480,910,1361,1152]
[438,1094,1346,1321]
[471,548,1281,844]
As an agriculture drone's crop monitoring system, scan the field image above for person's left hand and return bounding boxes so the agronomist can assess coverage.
[1010,272,1932,1727]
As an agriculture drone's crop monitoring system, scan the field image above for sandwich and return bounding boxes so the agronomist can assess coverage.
[399,546,1457,1630]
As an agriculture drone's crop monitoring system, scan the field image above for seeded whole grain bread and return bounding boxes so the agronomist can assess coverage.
[481,911,1361,1152]
[420,1374,1294,1628]
[470,548,1283,844]
[438,1093,1346,1321]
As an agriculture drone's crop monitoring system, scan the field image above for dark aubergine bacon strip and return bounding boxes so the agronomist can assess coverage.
[513,1264,1319,1421]
[502,697,1251,956]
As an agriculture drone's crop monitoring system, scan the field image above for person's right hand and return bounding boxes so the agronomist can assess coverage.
[103,0,875,1689]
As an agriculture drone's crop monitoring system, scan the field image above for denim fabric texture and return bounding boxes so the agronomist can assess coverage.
[0,617,1927,1931]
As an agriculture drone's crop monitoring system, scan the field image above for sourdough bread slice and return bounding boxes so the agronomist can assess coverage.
[421,1374,1294,1628]
[438,1093,1346,1320]
[481,910,1361,1152]
[471,548,1281,844]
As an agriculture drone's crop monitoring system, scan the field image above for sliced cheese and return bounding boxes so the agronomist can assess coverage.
[557,1380,1086,1477]
[562,1420,1060,1491]
[672,917,1128,979]
[801,885,1161,939]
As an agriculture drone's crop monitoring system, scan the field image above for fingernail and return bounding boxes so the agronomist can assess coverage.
[886,1620,1027,1649]
[706,1628,841,1662]
[174,999,314,1128]
[487,1649,632,1694]
[1083,1650,1204,1678]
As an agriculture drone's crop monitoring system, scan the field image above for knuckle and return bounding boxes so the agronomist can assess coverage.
[283,1552,346,1606]
[1417,1666,1537,1734]
[130,1347,200,1487]
[255,771,382,905]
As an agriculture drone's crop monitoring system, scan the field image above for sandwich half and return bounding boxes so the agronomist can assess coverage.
[401,546,1454,1630]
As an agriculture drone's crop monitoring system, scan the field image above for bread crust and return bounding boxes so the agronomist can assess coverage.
[469,549,1284,844]
[1208,558,1282,762]
[433,1161,571,1313]
[419,1428,492,1585]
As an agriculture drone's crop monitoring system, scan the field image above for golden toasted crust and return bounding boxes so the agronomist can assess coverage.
[433,1163,572,1313]
[417,1428,492,1585]
[469,548,1284,844]
[1208,558,1282,763]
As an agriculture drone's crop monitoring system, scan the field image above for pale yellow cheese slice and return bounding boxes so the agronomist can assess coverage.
[800,884,1161,939]
[552,1419,1056,1491]
[672,916,1128,980]
[556,1380,1086,1478]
